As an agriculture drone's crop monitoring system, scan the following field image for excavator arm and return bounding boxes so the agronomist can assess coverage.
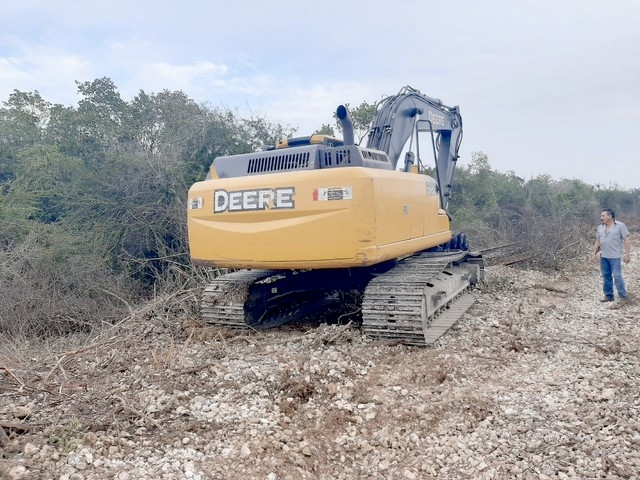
[365,86,463,211]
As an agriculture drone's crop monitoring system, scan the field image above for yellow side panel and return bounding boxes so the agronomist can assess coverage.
[187,167,450,269]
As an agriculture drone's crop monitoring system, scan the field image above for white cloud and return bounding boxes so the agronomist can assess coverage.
[127,61,229,95]
[0,46,93,105]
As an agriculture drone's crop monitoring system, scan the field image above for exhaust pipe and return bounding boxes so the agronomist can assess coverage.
[336,105,354,146]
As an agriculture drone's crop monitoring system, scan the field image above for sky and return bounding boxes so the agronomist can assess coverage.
[1,0,639,188]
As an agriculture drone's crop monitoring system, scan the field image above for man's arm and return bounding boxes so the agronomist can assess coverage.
[623,236,631,264]
[593,239,601,263]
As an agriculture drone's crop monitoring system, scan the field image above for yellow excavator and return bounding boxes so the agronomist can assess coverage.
[187,86,483,345]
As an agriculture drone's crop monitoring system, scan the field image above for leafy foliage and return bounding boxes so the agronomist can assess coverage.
[0,78,293,336]
[449,152,640,269]
[314,123,335,136]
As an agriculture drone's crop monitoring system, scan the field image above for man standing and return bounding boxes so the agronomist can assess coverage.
[593,208,631,304]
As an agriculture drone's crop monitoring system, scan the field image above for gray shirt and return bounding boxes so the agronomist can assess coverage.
[597,221,629,258]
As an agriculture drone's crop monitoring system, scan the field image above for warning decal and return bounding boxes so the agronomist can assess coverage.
[313,186,353,201]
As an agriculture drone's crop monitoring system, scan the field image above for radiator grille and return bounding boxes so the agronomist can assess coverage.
[247,151,311,174]
[361,149,389,163]
[323,148,352,167]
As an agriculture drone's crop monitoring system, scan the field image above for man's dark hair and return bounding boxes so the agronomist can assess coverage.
[602,208,616,219]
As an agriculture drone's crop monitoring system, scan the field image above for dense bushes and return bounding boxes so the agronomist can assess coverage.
[0,78,292,336]
[449,152,640,269]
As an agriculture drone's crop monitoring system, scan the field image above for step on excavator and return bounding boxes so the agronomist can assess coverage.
[187,86,484,346]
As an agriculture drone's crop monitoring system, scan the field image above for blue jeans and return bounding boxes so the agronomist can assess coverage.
[600,257,627,299]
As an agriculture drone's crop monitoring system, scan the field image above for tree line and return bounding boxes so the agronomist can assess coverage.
[447,152,640,266]
[0,78,292,336]
[1,78,638,336]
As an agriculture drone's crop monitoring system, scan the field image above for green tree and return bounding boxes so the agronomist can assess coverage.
[0,77,296,335]
[9,145,84,223]
[314,123,335,136]
[0,90,52,181]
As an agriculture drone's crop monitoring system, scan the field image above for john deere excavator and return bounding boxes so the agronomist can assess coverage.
[187,86,484,346]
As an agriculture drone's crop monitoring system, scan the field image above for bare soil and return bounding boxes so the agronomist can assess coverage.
[1,256,639,479]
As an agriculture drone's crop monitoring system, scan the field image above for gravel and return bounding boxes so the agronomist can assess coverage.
[1,257,639,479]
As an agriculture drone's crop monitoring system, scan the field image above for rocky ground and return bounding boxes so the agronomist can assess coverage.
[1,255,639,480]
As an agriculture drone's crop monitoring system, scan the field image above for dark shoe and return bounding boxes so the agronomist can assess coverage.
[599,297,614,302]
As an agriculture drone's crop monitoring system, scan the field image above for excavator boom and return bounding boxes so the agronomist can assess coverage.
[366,86,462,210]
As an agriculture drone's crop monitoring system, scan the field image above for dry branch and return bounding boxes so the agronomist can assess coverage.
[532,283,568,294]
[1,366,26,389]
[113,395,161,429]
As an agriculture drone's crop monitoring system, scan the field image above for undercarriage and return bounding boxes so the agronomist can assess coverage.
[200,250,484,346]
